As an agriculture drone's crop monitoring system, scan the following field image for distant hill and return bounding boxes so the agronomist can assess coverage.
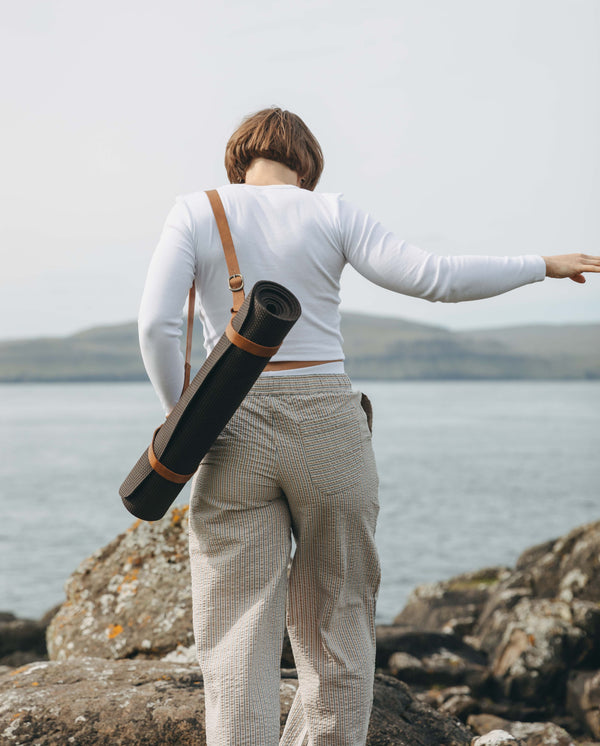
[0,314,598,382]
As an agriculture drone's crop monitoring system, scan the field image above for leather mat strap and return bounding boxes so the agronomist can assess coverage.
[225,320,280,357]
[147,428,196,484]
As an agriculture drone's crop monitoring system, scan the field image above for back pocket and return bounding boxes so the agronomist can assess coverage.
[299,408,363,494]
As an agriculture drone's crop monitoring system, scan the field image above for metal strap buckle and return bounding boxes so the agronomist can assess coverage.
[228,274,244,292]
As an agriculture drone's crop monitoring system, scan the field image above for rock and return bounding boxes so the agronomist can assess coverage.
[420,685,479,721]
[479,597,600,705]
[567,670,600,739]
[385,521,600,736]
[375,624,414,667]
[0,660,475,745]
[475,522,600,651]
[469,715,522,737]
[514,523,600,604]
[468,714,576,746]
[46,506,194,661]
[376,628,489,692]
[0,611,51,668]
[161,643,197,663]
[393,567,510,636]
[497,721,575,746]
[463,522,600,709]
[471,730,521,745]
[366,673,474,745]
[387,646,488,691]
[0,658,208,744]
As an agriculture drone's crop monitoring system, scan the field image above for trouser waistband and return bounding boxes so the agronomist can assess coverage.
[248,373,353,395]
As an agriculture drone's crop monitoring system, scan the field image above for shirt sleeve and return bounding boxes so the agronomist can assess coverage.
[138,199,196,415]
[337,198,546,302]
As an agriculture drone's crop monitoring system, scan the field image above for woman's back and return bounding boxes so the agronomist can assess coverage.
[144,183,350,361]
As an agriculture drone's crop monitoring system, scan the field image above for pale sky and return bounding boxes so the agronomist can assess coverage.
[1,0,599,340]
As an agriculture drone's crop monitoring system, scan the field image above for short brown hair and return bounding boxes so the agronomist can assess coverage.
[224,107,324,191]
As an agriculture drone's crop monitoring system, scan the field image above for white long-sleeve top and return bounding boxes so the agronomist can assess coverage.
[139,184,546,413]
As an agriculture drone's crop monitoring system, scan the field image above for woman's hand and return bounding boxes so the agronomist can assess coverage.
[542,254,600,283]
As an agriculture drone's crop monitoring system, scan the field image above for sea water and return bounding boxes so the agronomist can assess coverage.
[1,381,598,623]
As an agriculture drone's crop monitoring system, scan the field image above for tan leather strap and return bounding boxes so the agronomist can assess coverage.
[148,428,196,484]
[182,189,274,392]
[225,320,280,358]
[205,189,245,313]
[183,283,195,392]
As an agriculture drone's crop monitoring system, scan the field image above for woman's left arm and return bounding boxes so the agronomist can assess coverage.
[542,254,600,283]
[138,199,197,415]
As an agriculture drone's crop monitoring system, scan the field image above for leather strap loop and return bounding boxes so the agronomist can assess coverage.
[225,320,280,358]
[148,428,196,484]
[206,189,245,313]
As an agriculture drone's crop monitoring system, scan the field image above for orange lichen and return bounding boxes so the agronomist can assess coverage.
[31,682,39,686]
[107,624,124,639]
[10,667,28,676]
[171,506,189,526]
[12,712,24,720]
[117,569,140,592]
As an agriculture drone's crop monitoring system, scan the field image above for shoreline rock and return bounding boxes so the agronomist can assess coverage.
[0,660,474,745]
[46,505,193,662]
[0,606,59,670]
[4,511,600,744]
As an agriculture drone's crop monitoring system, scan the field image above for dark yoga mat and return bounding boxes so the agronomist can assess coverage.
[120,281,301,521]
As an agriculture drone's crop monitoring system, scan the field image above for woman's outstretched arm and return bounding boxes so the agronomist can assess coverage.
[337,197,599,301]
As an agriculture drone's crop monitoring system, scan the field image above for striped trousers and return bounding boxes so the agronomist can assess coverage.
[188,375,380,745]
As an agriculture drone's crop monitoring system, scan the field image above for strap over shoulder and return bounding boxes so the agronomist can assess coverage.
[205,189,245,313]
[182,188,275,394]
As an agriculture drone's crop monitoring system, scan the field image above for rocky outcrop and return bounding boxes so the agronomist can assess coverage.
[0,607,58,668]
[31,508,600,744]
[376,628,489,692]
[472,522,600,716]
[394,566,510,636]
[479,597,600,705]
[46,506,193,661]
[568,670,600,740]
[390,521,600,743]
[468,714,576,746]
[0,660,474,745]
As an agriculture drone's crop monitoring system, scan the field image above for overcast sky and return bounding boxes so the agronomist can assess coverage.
[1,0,599,340]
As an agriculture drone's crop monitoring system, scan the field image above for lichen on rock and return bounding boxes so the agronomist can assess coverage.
[46,506,194,661]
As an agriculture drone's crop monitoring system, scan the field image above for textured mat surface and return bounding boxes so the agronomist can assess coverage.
[120,281,301,520]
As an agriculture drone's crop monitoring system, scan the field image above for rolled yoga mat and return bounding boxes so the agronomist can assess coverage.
[120,280,301,521]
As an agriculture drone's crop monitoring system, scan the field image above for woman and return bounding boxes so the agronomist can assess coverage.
[138,107,599,746]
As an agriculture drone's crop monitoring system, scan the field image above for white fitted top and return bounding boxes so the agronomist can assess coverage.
[139,184,546,413]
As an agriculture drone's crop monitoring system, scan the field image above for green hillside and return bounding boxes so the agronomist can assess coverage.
[0,315,598,382]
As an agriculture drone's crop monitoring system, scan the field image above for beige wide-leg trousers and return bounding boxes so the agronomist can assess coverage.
[188,374,380,746]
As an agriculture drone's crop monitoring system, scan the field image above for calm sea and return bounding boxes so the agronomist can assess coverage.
[1,381,599,624]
